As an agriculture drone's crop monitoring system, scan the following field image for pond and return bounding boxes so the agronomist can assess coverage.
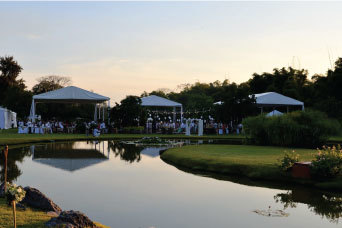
[1,140,342,228]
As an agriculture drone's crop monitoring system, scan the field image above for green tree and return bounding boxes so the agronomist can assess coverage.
[110,96,146,128]
[32,75,71,94]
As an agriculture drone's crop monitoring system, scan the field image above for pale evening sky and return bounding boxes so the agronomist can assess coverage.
[1,1,342,104]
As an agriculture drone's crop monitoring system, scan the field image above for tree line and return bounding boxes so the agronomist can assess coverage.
[2,55,342,125]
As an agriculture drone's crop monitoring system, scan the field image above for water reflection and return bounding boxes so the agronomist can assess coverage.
[0,147,31,183]
[31,142,109,172]
[109,142,142,163]
[1,141,342,227]
[275,189,342,223]
[164,159,342,224]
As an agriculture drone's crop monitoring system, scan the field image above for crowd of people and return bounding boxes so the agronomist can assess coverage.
[16,118,243,136]
[145,119,243,135]
[17,119,107,137]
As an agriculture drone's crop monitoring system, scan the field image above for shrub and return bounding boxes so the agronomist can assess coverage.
[311,145,342,178]
[122,126,144,133]
[242,110,340,147]
[279,150,299,171]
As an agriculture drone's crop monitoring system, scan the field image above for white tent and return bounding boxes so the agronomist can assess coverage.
[0,107,17,129]
[266,110,283,117]
[30,86,110,122]
[253,92,304,113]
[141,95,183,122]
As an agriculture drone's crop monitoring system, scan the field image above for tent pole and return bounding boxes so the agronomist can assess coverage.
[102,104,104,122]
[98,105,101,120]
[107,100,111,125]
[94,104,97,122]
[173,107,176,123]
[180,106,183,122]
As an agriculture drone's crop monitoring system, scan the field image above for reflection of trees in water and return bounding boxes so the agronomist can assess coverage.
[0,147,31,183]
[108,141,142,163]
[275,189,342,223]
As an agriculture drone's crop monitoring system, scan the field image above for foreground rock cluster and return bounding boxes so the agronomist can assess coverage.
[21,187,62,214]
[45,210,98,228]
[1,184,99,228]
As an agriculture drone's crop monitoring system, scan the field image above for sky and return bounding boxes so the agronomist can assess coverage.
[1,1,342,104]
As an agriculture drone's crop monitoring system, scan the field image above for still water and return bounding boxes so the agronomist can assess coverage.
[2,141,342,228]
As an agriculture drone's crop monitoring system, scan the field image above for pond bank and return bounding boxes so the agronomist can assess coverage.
[0,197,109,228]
[160,144,342,191]
[0,130,244,147]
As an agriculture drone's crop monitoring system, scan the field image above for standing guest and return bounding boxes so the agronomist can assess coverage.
[85,122,90,136]
[58,121,64,133]
[46,121,52,134]
[100,122,106,134]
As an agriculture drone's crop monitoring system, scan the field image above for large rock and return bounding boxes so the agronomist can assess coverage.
[21,187,62,214]
[45,210,98,228]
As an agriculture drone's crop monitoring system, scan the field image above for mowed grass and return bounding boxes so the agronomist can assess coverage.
[0,197,53,228]
[160,144,342,190]
[161,144,315,178]
[0,198,109,228]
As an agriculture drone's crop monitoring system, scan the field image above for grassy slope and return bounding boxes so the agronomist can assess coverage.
[161,144,342,190]
[0,198,109,228]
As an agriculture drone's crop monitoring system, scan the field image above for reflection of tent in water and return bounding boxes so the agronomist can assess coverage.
[31,143,109,172]
[140,147,169,158]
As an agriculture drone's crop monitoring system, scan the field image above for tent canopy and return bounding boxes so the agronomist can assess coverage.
[0,107,17,129]
[33,86,110,103]
[30,86,110,122]
[141,95,182,107]
[140,95,183,122]
[254,92,304,107]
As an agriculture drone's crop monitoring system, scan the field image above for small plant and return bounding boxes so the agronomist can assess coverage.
[279,150,299,171]
[5,182,26,204]
[311,145,342,179]
[5,182,26,228]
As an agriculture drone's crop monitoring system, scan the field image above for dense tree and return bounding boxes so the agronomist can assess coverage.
[110,96,146,128]
[32,75,72,94]
[0,56,31,118]
[0,56,24,87]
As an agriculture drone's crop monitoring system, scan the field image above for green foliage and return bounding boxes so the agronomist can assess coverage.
[32,75,71,94]
[243,110,340,147]
[122,126,145,133]
[279,150,299,171]
[5,182,26,204]
[311,145,342,179]
[110,96,147,128]
[135,137,168,144]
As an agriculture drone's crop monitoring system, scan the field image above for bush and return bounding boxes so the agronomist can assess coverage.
[242,110,340,147]
[279,150,299,171]
[311,145,342,179]
[122,126,144,134]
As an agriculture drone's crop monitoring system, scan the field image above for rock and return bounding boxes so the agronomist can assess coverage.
[21,187,62,214]
[45,210,98,228]
[46,211,59,217]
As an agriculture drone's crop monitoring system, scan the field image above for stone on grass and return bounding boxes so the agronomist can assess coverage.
[45,210,98,228]
[21,187,62,214]
[46,211,59,217]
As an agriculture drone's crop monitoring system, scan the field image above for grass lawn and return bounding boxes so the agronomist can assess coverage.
[161,144,342,191]
[0,198,109,228]
[0,129,244,147]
